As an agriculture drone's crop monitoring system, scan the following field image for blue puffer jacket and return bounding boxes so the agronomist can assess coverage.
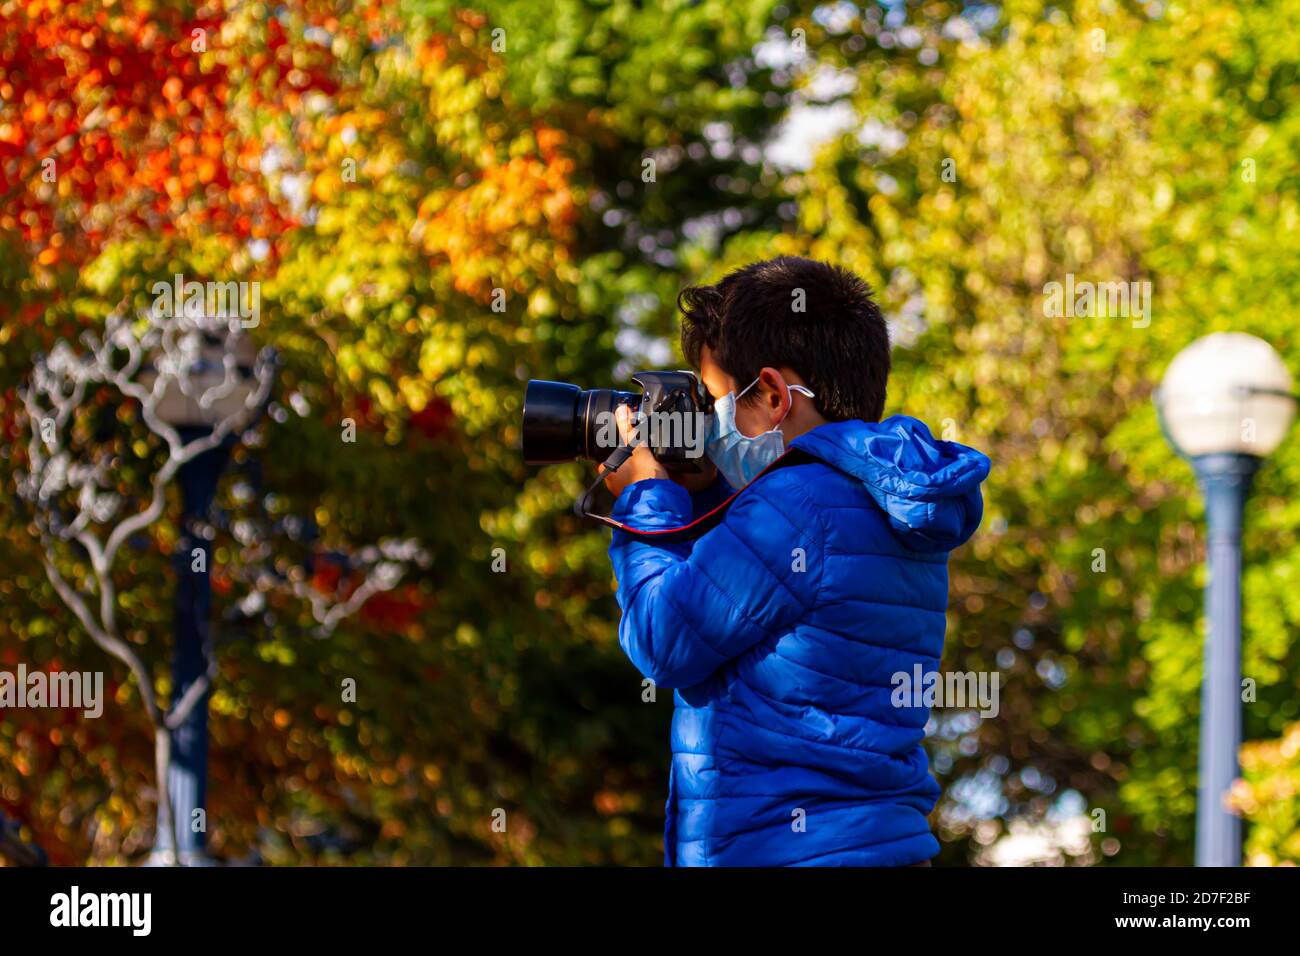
[608,415,989,866]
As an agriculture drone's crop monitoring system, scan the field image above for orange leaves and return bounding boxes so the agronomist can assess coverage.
[22,99,48,126]
[161,75,184,103]
[0,0,297,275]
[419,146,579,300]
[534,125,568,163]
[398,23,584,303]
[456,9,489,30]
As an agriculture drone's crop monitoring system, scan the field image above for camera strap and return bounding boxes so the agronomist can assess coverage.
[576,446,823,544]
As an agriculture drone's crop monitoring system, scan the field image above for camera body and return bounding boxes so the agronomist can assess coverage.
[628,370,714,472]
[523,370,714,473]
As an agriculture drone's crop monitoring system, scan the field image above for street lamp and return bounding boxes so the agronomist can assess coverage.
[21,307,422,867]
[141,314,266,866]
[1154,332,1296,867]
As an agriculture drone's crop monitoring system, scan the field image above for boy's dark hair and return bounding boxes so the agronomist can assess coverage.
[677,256,891,422]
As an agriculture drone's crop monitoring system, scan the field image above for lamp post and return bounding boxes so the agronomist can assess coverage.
[21,307,423,866]
[142,318,265,865]
[1154,332,1296,867]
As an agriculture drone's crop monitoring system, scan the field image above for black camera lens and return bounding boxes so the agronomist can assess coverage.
[522,380,639,464]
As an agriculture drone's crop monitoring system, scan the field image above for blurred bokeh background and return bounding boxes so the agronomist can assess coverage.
[2,0,1300,866]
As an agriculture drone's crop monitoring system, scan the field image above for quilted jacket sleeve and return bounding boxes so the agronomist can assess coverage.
[608,470,825,689]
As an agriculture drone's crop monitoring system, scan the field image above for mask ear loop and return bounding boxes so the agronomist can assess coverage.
[772,383,816,428]
[736,377,815,406]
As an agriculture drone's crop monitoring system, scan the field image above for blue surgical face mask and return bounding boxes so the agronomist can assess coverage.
[705,376,815,490]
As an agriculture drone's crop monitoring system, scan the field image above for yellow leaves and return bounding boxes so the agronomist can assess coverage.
[527,287,557,317]
[311,171,339,203]
[418,152,578,300]
[417,328,465,383]
[367,376,396,413]
[396,375,430,412]
[1234,721,1300,863]
[464,339,498,368]
[255,642,296,667]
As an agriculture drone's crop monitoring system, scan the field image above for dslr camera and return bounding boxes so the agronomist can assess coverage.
[522,371,713,473]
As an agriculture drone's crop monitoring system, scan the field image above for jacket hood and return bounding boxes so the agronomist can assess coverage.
[791,415,990,553]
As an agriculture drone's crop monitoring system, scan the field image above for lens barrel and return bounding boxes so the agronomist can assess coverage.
[522,380,639,464]
[576,387,640,461]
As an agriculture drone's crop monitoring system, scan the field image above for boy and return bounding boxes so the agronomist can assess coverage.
[602,256,990,866]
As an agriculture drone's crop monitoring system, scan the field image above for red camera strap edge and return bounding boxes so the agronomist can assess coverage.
[587,447,822,543]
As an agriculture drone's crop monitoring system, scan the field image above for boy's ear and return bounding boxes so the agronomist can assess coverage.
[758,366,790,418]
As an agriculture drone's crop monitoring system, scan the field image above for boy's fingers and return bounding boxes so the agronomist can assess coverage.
[615,404,634,443]
[594,408,632,478]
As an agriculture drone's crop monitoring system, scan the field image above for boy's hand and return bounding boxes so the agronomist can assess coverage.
[600,404,668,497]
